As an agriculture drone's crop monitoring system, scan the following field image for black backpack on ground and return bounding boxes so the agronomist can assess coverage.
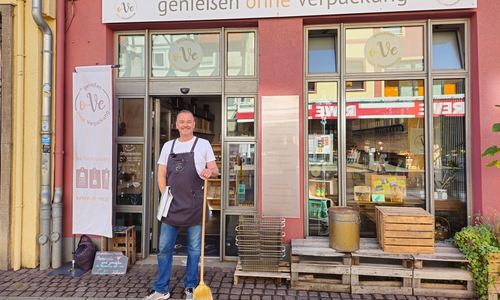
[74,235,97,271]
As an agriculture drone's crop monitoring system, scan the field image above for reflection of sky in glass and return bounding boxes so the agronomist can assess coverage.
[309,48,336,73]
[433,42,461,70]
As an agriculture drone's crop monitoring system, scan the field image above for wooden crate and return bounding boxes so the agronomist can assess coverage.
[350,238,414,295]
[291,238,351,293]
[101,225,136,267]
[376,206,434,254]
[489,253,500,300]
[412,242,474,298]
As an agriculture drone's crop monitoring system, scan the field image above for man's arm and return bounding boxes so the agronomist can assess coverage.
[157,164,167,193]
[200,160,219,179]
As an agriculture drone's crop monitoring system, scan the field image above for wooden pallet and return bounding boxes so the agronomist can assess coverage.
[290,237,475,298]
[412,242,474,298]
[351,238,414,295]
[291,237,351,293]
[234,260,290,285]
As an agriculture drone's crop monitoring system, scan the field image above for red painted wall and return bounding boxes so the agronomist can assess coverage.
[62,1,500,245]
[257,18,305,243]
[473,2,500,219]
[63,1,114,237]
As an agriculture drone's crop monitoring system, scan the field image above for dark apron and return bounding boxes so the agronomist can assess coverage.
[162,137,208,226]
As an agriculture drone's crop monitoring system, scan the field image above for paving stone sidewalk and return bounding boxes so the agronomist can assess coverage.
[0,257,475,300]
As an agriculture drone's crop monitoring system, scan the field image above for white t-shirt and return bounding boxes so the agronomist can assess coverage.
[157,137,216,179]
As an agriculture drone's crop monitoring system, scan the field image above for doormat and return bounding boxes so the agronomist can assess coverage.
[47,261,88,277]
[173,234,220,257]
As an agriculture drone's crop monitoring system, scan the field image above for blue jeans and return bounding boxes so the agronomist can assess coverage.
[152,223,202,293]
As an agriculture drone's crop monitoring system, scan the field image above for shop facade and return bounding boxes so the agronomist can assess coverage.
[53,0,497,264]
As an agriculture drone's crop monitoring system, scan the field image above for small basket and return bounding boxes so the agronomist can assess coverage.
[435,216,451,241]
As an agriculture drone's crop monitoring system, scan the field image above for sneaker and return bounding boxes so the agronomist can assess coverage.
[142,290,170,300]
[184,287,194,299]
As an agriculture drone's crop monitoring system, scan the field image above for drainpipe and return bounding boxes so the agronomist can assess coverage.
[32,0,54,270]
[51,0,65,269]
[13,0,25,271]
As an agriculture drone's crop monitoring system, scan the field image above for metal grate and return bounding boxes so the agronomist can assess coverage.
[236,215,286,272]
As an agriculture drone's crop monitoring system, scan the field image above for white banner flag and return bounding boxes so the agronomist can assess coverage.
[72,65,113,238]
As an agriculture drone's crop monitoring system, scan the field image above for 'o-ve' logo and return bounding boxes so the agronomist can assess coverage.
[74,82,111,127]
[168,38,204,73]
[114,0,137,20]
[364,31,404,69]
[437,0,462,7]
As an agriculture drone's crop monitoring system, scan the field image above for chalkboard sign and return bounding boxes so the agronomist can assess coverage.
[91,251,128,275]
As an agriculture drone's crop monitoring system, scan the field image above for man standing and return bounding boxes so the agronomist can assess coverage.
[144,110,219,300]
[377,140,387,174]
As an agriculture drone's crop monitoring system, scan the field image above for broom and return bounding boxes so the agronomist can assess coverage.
[193,178,213,300]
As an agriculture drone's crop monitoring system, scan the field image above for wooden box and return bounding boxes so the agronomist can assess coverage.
[375,206,434,254]
[101,225,136,267]
[489,253,500,300]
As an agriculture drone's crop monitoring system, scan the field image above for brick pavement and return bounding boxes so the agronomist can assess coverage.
[0,257,476,300]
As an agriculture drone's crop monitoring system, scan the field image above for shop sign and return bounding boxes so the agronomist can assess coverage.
[103,0,476,23]
[168,37,203,73]
[365,31,404,69]
[261,95,300,218]
[308,98,465,120]
[72,65,114,238]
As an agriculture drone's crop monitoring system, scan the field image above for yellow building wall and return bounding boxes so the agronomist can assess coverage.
[6,0,57,269]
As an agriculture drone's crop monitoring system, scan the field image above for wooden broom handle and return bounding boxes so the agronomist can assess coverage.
[200,178,208,282]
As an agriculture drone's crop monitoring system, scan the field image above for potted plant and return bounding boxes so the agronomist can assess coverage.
[454,213,500,300]
[434,168,457,200]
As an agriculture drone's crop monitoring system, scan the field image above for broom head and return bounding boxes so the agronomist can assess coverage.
[193,281,212,300]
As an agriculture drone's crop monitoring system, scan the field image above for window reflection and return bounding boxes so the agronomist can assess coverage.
[227,32,255,76]
[308,29,337,74]
[118,99,144,137]
[343,80,426,237]
[307,81,338,236]
[345,26,424,73]
[117,144,144,206]
[118,35,145,78]
[227,97,255,137]
[227,143,255,208]
[115,212,142,253]
[151,33,220,77]
[433,79,466,234]
[432,24,465,70]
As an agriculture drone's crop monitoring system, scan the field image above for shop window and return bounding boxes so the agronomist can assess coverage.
[432,79,466,231]
[118,99,144,137]
[225,143,256,209]
[346,81,364,91]
[308,82,317,93]
[382,27,403,35]
[115,212,142,254]
[345,25,424,74]
[151,33,220,77]
[307,29,337,74]
[226,97,255,137]
[307,81,338,236]
[345,80,426,237]
[118,34,145,78]
[116,144,144,206]
[432,25,465,70]
[226,31,256,77]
